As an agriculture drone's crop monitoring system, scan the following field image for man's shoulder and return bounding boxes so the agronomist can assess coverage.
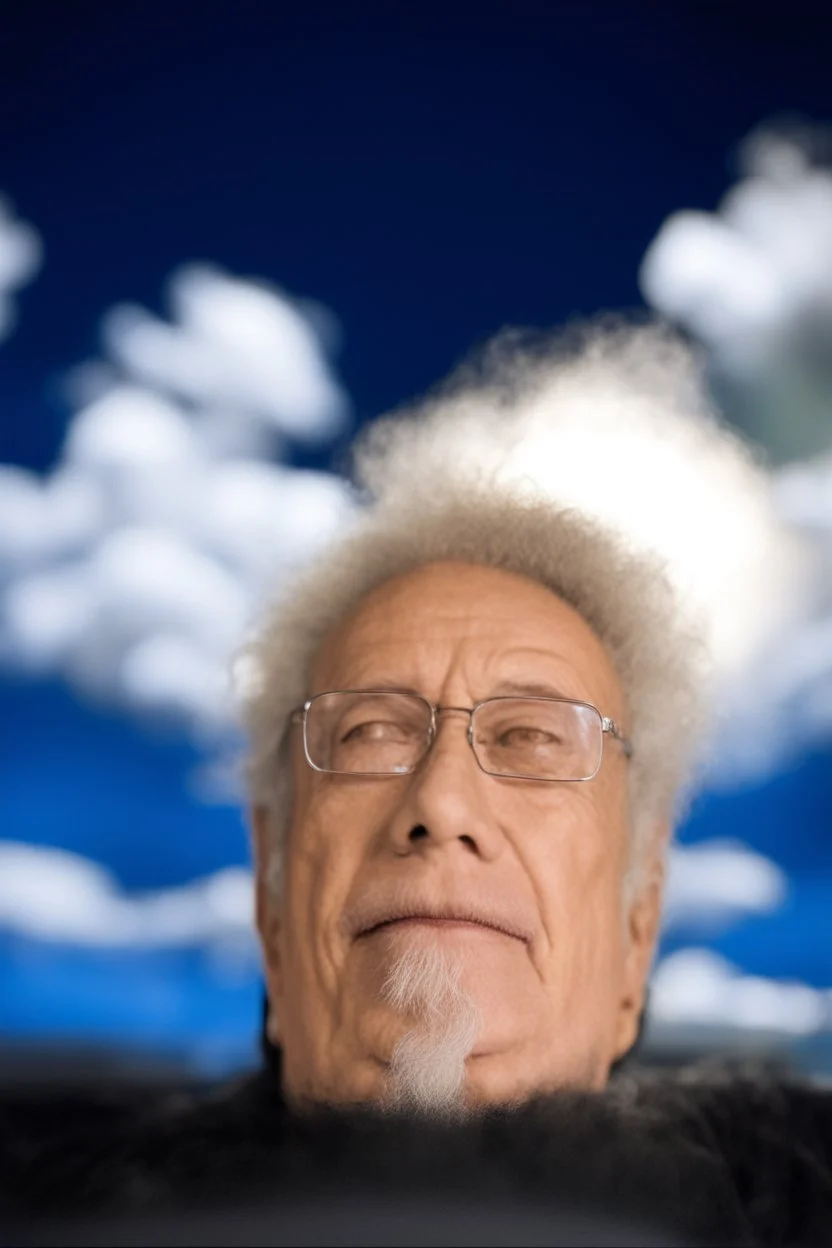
[6,1060,832,1243]
[0,1070,288,1217]
[618,1060,832,1245]
[111,1061,832,1234]
[621,1057,832,1137]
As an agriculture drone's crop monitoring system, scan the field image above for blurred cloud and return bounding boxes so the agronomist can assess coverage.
[640,122,832,382]
[641,121,832,784]
[0,197,42,342]
[103,265,348,450]
[663,840,788,934]
[704,593,832,787]
[0,841,254,950]
[650,947,830,1039]
[0,261,356,735]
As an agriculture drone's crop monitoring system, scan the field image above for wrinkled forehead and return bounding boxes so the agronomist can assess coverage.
[310,561,627,721]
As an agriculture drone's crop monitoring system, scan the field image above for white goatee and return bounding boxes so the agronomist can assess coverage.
[382,942,480,1118]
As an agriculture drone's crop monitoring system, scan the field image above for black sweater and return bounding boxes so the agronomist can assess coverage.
[3,1059,832,1246]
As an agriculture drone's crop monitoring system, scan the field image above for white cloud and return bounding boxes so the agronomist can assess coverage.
[650,948,830,1039]
[0,465,105,571]
[103,265,348,446]
[663,840,788,934]
[694,422,832,788]
[65,385,203,472]
[0,197,42,343]
[704,607,832,787]
[0,840,255,950]
[120,633,233,729]
[640,124,832,786]
[0,260,355,734]
[3,563,97,671]
[640,128,832,374]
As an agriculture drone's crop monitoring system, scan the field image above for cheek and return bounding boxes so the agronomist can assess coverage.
[284,787,350,942]
[281,774,393,979]
[507,785,630,985]
[511,778,629,884]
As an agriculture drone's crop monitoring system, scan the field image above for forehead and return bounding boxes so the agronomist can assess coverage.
[311,561,626,717]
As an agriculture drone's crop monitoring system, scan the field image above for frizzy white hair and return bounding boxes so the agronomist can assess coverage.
[240,322,725,892]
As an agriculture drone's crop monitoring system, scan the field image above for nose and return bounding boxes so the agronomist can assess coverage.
[383,710,504,861]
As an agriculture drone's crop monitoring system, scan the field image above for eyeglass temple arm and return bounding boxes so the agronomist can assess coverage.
[602,717,633,759]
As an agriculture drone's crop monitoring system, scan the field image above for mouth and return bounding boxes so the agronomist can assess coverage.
[357,912,529,943]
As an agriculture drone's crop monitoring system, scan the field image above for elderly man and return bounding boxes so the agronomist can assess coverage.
[250,515,676,1113]
[4,328,832,1245]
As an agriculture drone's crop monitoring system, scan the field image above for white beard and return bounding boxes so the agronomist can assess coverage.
[381,942,481,1118]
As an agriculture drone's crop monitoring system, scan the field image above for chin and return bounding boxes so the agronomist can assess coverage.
[289,1058,392,1112]
[462,1047,606,1107]
[461,1052,542,1109]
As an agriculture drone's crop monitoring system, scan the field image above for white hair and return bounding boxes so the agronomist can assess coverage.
[240,322,726,894]
[382,944,480,1117]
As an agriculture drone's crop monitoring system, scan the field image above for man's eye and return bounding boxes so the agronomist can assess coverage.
[497,726,561,748]
[340,720,407,743]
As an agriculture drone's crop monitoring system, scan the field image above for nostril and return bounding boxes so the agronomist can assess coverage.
[459,834,476,852]
[408,824,429,842]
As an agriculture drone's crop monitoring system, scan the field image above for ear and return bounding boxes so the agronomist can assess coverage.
[613,825,668,1061]
[251,804,283,1047]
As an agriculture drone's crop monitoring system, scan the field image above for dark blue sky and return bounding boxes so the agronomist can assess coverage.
[2,0,831,472]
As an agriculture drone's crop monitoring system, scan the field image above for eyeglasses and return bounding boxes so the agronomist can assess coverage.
[290,690,632,782]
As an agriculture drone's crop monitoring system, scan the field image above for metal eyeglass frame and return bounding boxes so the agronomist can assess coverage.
[290,689,633,782]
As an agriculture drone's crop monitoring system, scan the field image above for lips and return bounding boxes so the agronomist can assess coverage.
[354,906,530,944]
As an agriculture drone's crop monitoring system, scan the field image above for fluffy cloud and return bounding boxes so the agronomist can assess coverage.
[103,265,347,449]
[0,841,254,950]
[641,124,832,786]
[640,124,832,377]
[662,840,788,934]
[650,947,830,1041]
[0,266,355,734]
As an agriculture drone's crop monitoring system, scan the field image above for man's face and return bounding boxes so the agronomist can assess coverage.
[255,562,662,1110]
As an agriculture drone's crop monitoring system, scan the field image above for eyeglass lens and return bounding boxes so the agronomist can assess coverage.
[304,691,603,780]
